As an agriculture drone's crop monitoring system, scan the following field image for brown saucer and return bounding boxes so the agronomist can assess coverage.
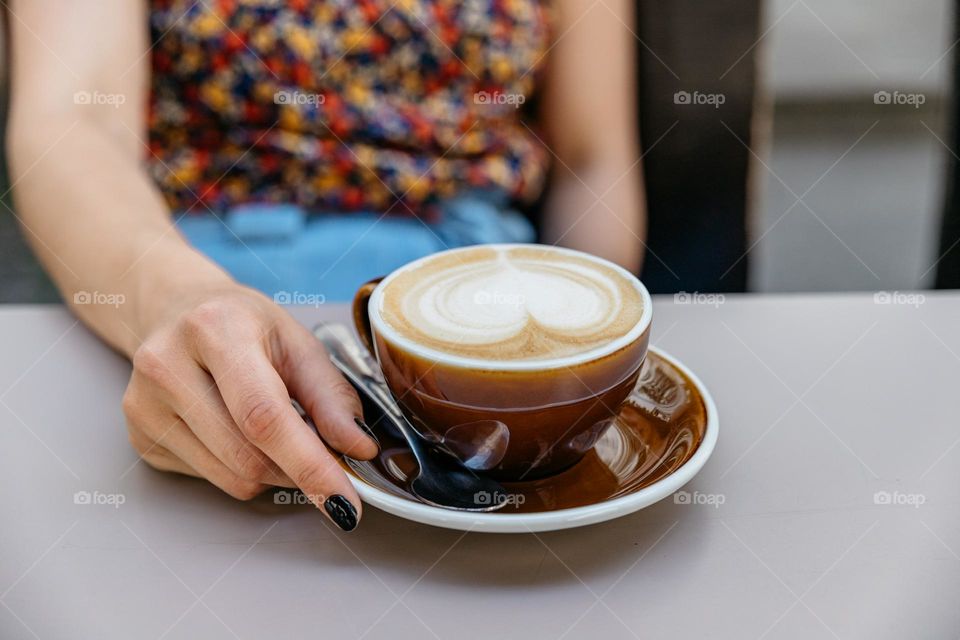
[342,349,710,516]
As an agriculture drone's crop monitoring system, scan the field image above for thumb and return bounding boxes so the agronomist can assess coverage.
[272,317,379,461]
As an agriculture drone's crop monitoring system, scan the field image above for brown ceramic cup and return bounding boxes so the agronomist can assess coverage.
[352,245,653,481]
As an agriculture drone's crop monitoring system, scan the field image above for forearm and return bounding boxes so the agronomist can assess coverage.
[538,0,643,272]
[543,158,646,273]
[9,114,233,357]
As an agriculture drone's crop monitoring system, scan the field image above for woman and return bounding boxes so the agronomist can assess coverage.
[7,0,643,531]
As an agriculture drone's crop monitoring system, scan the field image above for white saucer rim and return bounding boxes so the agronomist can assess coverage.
[346,346,719,533]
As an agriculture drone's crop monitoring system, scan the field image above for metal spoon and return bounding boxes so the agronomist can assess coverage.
[314,323,510,512]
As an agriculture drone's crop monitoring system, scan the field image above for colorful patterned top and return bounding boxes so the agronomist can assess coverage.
[147,0,552,217]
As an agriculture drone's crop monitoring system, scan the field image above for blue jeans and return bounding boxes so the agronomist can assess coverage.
[176,192,535,301]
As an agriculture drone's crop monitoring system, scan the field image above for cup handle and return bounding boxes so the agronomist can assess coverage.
[352,277,383,357]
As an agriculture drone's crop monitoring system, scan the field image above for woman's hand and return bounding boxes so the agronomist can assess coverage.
[7,0,374,531]
[122,285,378,531]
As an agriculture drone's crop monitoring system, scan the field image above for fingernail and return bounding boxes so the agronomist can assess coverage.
[354,417,380,448]
[324,495,358,531]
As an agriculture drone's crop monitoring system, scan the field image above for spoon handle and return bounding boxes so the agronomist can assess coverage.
[314,323,405,421]
[324,349,430,464]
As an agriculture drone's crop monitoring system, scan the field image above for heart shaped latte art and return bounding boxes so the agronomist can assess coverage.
[379,246,644,361]
[410,259,622,344]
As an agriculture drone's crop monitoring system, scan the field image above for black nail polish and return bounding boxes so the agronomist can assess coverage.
[324,495,358,532]
[354,417,380,448]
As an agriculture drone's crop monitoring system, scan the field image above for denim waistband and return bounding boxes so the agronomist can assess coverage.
[219,190,532,246]
[177,190,536,300]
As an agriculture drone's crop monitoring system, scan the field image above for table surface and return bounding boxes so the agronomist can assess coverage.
[1,294,958,640]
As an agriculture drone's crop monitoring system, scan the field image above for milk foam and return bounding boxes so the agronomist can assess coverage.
[378,246,645,362]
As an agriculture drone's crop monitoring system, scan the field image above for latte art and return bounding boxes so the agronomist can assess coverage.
[409,260,618,342]
[378,246,645,361]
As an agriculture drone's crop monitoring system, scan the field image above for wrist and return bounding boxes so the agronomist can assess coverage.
[127,238,236,355]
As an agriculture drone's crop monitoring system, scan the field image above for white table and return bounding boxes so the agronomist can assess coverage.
[1,295,958,639]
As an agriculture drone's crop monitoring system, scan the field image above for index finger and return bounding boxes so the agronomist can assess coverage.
[199,341,362,531]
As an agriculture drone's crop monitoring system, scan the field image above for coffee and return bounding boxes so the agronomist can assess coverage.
[354,243,653,479]
[377,245,645,362]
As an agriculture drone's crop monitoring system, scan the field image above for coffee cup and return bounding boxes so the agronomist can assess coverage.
[352,244,652,480]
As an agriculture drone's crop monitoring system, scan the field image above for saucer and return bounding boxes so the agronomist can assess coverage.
[340,347,718,533]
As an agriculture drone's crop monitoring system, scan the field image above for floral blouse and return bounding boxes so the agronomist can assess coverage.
[148,0,552,217]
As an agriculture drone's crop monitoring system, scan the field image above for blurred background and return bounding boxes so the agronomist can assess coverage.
[756,0,949,293]
[0,0,954,300]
